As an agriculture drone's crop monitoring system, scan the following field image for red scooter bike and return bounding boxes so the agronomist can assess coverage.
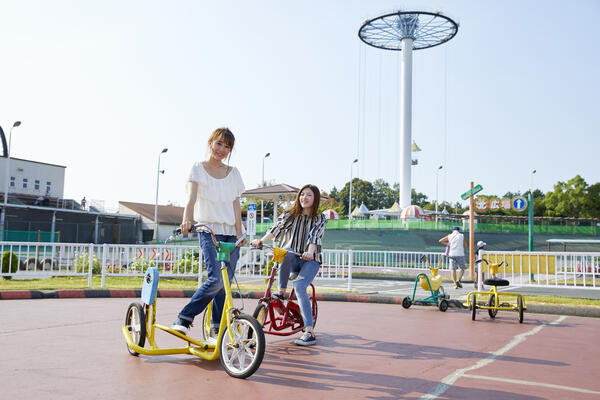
[251,245,318,336]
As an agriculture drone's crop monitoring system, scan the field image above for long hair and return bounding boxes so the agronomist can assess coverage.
[286,184,321,218]
[207,127,235,164]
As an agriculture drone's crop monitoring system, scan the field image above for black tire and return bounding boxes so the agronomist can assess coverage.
[252,303,268,327]
[220,314,265,379]
[488,294,498,319]
[310,288,319,328]
[125,302,146,356]
[200,307,212,340]
[402,297,412,309]
[470,293,477,321]
[438,299,448,312]
[517,295,524,323]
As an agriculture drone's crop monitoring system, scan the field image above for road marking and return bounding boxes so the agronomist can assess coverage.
[462,374,600,395]
[421,316,567,399]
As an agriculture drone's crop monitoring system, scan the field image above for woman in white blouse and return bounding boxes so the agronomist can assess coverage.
[171,127,246,336]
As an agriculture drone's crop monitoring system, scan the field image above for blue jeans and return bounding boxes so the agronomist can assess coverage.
[178,232,239,326]
[279,252,319,328]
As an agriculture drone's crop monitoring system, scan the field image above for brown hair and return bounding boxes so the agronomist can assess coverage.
[208,127,235,149]
[207,127,235,164]
[286,184,321,218]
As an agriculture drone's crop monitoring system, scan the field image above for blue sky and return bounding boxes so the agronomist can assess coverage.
[1,0,599,211]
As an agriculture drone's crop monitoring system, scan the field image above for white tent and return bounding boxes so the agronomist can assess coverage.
[351,203,370,218]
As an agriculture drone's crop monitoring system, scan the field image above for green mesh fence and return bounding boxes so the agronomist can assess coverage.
[2,230,60,242]
[254,219,598,236]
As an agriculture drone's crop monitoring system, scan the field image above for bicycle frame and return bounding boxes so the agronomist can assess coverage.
[122,259,238,359]
[252,246,318,336]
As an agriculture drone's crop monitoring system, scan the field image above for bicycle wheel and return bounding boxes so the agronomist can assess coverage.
[517,295,524,323]
[200,307,212,340]
[125,302,146,356]
[438,299,448,312]
[488,294,498,319]
[220,314,265,379]
[470,293,477,321]
[309,287,318,328]
[253,303,268,327]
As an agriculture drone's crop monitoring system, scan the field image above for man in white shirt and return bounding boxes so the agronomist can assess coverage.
[439,226,468,289]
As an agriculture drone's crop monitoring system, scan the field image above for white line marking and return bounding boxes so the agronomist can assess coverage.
[421,316,567,399]
[462,374,600,395]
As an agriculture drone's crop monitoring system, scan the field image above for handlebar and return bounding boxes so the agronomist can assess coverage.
[168,224,246,247]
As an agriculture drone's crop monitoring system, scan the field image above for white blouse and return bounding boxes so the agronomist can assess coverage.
[188,162,245,236]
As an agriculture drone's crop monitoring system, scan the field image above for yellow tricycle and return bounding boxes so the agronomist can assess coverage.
[122,224,265,379]
[466,260,526,323]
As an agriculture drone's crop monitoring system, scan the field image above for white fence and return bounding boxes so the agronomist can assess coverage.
[1,242,599,291]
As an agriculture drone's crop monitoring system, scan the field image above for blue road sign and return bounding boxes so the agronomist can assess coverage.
[248,203,257,211]
[511,196,528,212]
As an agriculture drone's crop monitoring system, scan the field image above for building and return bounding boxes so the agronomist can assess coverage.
[0,157,65,201]
[119,201,183,242]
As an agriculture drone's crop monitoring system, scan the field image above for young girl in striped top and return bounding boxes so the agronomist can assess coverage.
[251,184,327,346]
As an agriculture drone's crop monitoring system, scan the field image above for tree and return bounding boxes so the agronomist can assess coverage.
[337,178,373,215]
[544,175,589,218]
[411,189,429,208]
[371,179,397,210]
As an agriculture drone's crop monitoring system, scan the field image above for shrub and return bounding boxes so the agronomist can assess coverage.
[176,250,200,274]
[74,252,101,275]
[1,251,19,280]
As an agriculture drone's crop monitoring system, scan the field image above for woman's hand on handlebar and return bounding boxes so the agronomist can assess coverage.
[301,251,314,261]
[250,239,263,248]
[236,234,247,247]
[180,220,192,235]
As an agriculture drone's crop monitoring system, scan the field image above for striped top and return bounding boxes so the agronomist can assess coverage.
[268,212,327,263]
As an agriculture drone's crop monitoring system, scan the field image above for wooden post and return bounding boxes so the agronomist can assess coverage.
[469,181,475,280]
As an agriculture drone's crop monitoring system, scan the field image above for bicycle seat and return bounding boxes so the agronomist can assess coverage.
[484,278,510,287]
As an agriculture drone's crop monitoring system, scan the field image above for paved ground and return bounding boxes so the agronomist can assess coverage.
[1,297,599,399]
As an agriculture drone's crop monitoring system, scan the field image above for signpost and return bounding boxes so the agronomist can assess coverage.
[247,203,257,238]
[461,182,482,281]
[460,184,483,200]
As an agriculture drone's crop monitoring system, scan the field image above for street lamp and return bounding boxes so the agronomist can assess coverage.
[4,121,22,206]
[153,148,168,241]
[261,152,270,223]
[348,158,358,220]
[435,165,443,223]
[528,169,537,251]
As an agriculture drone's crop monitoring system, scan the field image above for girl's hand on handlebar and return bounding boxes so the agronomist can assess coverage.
[250,239,263,248]
[180,221,192,235]
[301,251,314,261]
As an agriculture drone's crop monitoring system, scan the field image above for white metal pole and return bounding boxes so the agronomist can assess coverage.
[348,166,353,220]
[4,122,20,206]
[261,153,269,224]
[154,155,161,241]
[154,149,167,242]
[399,38,413,208]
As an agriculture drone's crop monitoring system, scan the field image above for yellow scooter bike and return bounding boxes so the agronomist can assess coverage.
[466,259,526,323]
[122,224,265,379]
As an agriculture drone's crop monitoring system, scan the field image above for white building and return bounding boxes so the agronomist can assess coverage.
[0,157,65,199]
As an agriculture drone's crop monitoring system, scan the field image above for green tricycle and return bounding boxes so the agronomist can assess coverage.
[402,255,449,312]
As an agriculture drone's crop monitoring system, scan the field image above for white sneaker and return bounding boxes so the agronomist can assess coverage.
[171,318,192,336]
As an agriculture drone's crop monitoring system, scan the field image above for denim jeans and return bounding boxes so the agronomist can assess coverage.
[279,252,319,328]
[178,232,239,326]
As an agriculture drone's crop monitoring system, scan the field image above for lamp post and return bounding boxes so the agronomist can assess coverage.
[435,165,443,226]
[348,158,358,220]
[1,121,21,241]
[261,152,270,223]
[3,121,21,206]
[528,169,536,251]
[153,148,168,242]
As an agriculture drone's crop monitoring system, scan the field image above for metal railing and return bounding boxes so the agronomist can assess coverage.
[1,242,599,291]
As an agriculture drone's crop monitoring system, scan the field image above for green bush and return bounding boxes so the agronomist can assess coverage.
[176,250,200,274]
[128,259,157,273]
[74,252,101,275]
[1,251,19,280]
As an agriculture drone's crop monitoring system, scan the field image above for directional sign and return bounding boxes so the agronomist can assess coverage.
[511,196,528,212]
[247,203,257,236]
[461,184,483,200]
